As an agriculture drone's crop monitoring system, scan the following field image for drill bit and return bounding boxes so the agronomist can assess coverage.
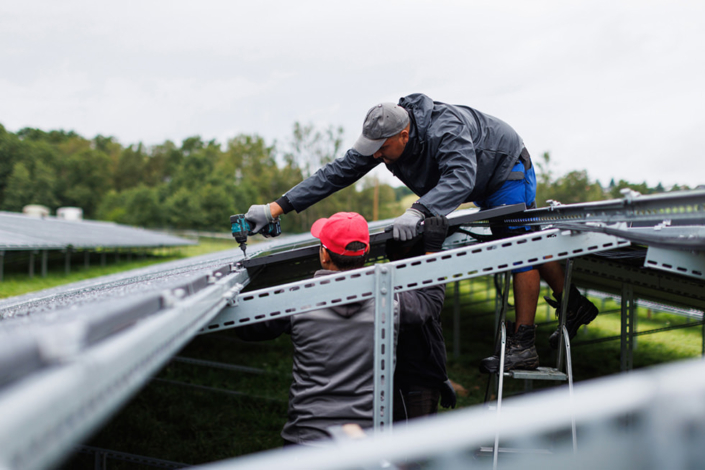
[239,242,247,259]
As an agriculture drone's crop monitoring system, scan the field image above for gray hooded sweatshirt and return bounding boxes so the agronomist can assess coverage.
[236,269,445,444]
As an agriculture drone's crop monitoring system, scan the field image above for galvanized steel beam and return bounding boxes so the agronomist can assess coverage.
[204,229,629,332]
[0,266,249,470]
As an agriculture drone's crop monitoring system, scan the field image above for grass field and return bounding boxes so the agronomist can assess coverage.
[57,276,703,469]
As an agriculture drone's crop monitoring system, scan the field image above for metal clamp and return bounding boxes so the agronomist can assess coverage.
[222,283,245,307]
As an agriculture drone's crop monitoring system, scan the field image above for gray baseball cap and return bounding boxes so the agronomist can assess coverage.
[353,103,410,156]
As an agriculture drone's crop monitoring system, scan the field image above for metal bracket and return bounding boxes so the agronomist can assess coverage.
[222,283,245,307]
[645,246,705,281]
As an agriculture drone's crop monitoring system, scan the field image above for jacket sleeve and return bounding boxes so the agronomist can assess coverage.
[396,284,446,325]
[417,120,477,216]
[283,149,380,213]
[234,317,291,342]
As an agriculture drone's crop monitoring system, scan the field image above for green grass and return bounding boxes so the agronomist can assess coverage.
[0,238,237,300]
[54,276,703,468]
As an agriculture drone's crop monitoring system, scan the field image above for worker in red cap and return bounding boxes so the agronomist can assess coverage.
[236,212,451,446]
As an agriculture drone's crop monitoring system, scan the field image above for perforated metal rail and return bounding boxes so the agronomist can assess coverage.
[475,189,705,228]
[204,229,629,332]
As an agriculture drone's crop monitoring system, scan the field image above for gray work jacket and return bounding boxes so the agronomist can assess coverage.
[282,93,525,216]
[235,269,446,445]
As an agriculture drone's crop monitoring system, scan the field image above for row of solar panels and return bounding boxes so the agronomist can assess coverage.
[0,211,196,251]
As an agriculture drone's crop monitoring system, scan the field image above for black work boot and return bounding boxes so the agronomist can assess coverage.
[547,285,599,349]
[480,324,539,374]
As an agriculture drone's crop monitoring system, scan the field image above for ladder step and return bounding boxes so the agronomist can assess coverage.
[504,367,567,381]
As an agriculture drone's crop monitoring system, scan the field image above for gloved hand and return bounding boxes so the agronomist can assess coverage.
[393,208,424,242]
[245,204,275,234]
[440,379,457,409]
[423,215,449,253]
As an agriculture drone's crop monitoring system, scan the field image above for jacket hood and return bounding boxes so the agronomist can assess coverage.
[398,93,435,141]
[313,269,370,318]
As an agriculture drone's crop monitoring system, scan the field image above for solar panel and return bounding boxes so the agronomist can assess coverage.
[0,211,196,251]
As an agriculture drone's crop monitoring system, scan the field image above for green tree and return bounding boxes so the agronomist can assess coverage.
[122,185,166,228]
[1,162,34,212]
[96,190,128,224]
[287,123,343,179]
[165,187,205,229]
[56,149,112,217]
[536,152,605,206]
[114,144,146,191]
[608,179,651,199]
[281,123,348,232]
[199,183,234,231]
[0,125,23,207]
[546,170,605,205]
[144,141,183,187]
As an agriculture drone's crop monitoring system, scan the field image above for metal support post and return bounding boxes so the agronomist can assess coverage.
[561,327,578,454]
[621,284,635,372]
[41,250,48,278]
[94,449,106,470]
[84,251,90,270]
[29,251,35,279]
[633,298,639,351]
[493,274,502,339]
[115,250,120,263]
[0,250,4,281]
[557,259,574,372]
[127,250,132,262]
[373,264,394,434]
[453,281,460,359]
[493,321,507,470]
[101,252,106,267]
[65,249,71,275]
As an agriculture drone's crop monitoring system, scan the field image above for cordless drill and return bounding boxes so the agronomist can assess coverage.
[230,214,282,258]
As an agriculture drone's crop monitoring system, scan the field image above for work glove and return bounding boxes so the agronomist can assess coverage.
[245,204,275,234]
[422,215,449,253]
[440,379,457,409]
[393,208,424,242]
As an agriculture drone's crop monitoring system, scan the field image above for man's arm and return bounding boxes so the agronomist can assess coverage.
[280,148,380,213]
[397,284,446,325]
[245,149,379,232]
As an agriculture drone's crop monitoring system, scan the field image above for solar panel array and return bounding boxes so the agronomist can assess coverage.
[0,211,196,251]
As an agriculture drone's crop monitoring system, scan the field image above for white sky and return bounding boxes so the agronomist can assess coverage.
[1,0,704,189]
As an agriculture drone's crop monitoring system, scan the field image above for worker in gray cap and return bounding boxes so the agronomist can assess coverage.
[245,93,598,373]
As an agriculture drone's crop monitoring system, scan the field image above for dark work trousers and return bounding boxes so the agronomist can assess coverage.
[393,385,440,423]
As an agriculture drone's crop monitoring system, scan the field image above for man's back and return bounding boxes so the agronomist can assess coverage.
[284,278,378,443]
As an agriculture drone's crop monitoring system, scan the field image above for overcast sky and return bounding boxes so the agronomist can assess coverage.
[1,0,703,189]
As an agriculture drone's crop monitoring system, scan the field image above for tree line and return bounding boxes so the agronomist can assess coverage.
[0,123,691,233]
[0,123,401,233]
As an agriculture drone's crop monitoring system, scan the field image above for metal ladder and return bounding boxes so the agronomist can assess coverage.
[483,260,578,468]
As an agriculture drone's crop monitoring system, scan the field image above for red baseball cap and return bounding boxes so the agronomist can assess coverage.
[310,212,370,256]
